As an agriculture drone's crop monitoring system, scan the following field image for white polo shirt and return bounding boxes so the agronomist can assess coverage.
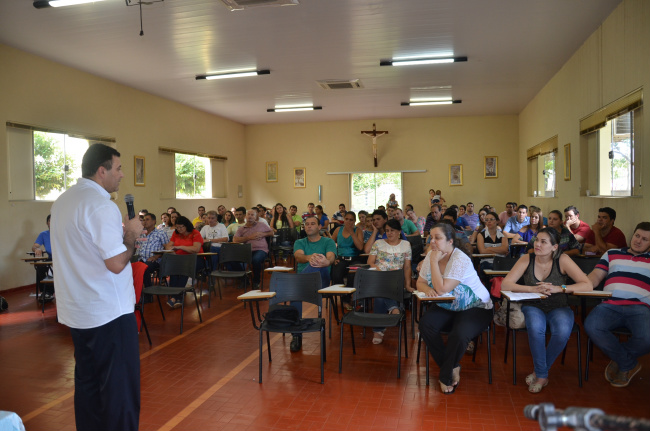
[51,178,134,329]
[200,223,228,248]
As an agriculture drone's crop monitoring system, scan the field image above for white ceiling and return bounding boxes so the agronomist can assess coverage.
[0,0,621,125]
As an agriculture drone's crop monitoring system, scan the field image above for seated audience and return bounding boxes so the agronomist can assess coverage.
[461,202,480,230]
[289,205,303,231]
[331,211,365,308]
[584,222,650,388]
[302,202,316,222]
[194,213,208,231]
[234,209,273,289]
[468,209,488,244]
[157,212,170,231]
[545,210,580,256]
[499,202,516,228]
[227,207,247,237]
[583,207,628,254]
[222,210,236,231]
[356,210,369,230]
[257,206,271,226]
[164,215,204,308]
[270,203,294,232]
[477,211,509,271]
[386,206,396,220]
[362,216,374,243]
[364,209,407,253]
[291,215,337,352]
[331,203,347,227]
[192,206,206,227]
[167,206,176,215]
[417,222,493,395]
[424,204,443,234]
[164,211,181,239]
[515,209,543,245]
[314,205,329,232]
[216,205,227,223]
[200,210,228,269]
[136,212,169,287]
[394,208,420,237]
[502,228,591,393]
[406,208,427,236]
[367,219,413,345]
[503,204,529,239]
[564,205,591,243]
[530,205,548,226]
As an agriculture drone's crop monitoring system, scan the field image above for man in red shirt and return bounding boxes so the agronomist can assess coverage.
[564,205,592,243]
[583,207,627,254]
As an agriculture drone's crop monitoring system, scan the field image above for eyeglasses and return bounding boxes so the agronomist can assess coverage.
[485,218,497,222]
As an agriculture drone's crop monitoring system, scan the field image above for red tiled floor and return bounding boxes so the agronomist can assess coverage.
[1,276,649,431]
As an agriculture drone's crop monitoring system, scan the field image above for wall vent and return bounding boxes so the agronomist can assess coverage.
[316,79,364,90]
[220,0,299,11]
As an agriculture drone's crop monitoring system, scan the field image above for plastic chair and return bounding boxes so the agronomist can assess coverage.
[210,243,253,299]
[338,268,408,378]
[271,227,296,266]
[259,272,325,383]
[142,253,203,334]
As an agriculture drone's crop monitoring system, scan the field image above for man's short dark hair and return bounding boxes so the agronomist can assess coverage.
[339,203,346,208]
[198,206,205,210]
[467,202,473,206]
[304,215,319,225]
[236,206,247,213]
[517,204,528,212]
[358,210,368,216]
[459,205,466,210]
[634,222,650,234]
[599,207,616,221]
[290,205,297,210]
[167,206,176,212]
[250,207,259,211]
[308,202,315,206]
[81,143,120,178]
[378,205,386,210]
[372,209,388,220]
[443,208,457,221]
[564,205,579,215]
[46,214,51,223]
[139,209,148,214]
[430,204,442,212]
[144,212,156,222]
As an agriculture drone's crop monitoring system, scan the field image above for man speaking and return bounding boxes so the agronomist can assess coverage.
[51,144,143,431]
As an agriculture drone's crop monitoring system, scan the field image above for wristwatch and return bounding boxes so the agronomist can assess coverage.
[561,284,567,292]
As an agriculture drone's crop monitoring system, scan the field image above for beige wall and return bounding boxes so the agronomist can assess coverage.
[0,44,247,291]
[519,0,650,239]
[245,116,519,217]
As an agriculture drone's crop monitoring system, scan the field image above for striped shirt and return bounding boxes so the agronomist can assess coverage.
[596,248,650,307]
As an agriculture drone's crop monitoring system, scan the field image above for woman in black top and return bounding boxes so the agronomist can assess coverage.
[502,228,590,393]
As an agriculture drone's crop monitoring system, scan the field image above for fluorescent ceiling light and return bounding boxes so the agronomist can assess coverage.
[33,0,103,7]
[267,106,322,113]
[380,56,467,67]
[401,99,462,106]
[195,70,270,80]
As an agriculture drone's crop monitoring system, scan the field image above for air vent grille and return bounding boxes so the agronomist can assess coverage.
[316,79,364,90]
[220,0,299,10]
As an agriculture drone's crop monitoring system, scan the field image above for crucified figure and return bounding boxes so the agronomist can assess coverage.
[361,123,389,167]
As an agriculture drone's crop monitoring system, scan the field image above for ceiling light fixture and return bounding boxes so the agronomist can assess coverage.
[380,56,467,67]
[267,106,322,113]
[401,99,462,106]
[196,70,270,80]
[33,0,103,8]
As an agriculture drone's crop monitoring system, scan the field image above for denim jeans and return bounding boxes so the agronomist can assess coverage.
[521,305,574,379]
[251,250,268,284]
[584,303,650,372]
[373,297,400,333]
[290,265,330,316]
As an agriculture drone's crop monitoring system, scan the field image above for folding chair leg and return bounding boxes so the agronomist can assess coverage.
[416,333,422,363]
[193,290,203,322]
[577,328,582,388]
[157,296,166,321]
[397,323,402,379]
[512,329,517,385]
[320,327,325,384]
[425,344,430,386]
[139,310,152,346]
[350,325,356,354]
[259,328,264,384]
[267,331,272,362]
[403,320,408,358]
[585,338,592,381]
[339,323,344,373]
[487,327,492,384]
[180,299,185,334]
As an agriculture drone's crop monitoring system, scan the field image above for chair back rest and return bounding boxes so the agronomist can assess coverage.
[276,227,296,244]
[353,268,405,305]
[492,256,518,271]
[406,235,424,262]
[219,243,253,265]
[269,272,322,310]
[159,253,197,280]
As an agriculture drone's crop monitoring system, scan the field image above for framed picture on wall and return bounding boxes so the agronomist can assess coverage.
[134,156,145,186]
[294,168,306,188]
[484,156,498,178]
[449,164,463,186]
[266,161,278,182]
[564,143,571,180]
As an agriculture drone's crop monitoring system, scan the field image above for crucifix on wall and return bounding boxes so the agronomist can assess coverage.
[361,123,389,167]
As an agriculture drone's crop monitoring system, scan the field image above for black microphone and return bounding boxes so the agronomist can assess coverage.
[124,194,136,220]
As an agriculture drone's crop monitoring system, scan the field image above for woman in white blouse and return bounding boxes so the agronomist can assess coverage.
[416,223,493,395]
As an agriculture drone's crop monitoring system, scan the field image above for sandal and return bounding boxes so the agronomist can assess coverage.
[452,366,461,387]
[439,381,456,395]
[465,341,475,355]
[528,379,548,393]
[525,373,537,386]
[372,331,385,344]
